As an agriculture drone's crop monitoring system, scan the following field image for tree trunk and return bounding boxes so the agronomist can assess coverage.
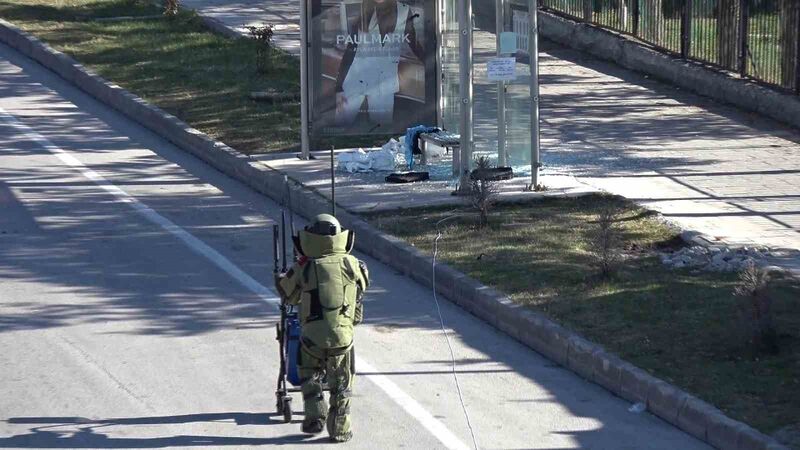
[716,0,738,69]
[780,0,799,89]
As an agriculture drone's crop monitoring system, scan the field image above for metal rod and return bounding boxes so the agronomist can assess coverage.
[457,0,473,191]
[529,0,540,188]
[632,0,640,37]
[496,0,506,167]
[284,175,296,261]
[330,146,336,216]
[281,210,287,272]
[582,0,591,23]
[436,0,444,128]
[738,0,749,77]
[795,3,800,95]
[272,224,280,274]
[300,0,310,159]
[681,0,692,59]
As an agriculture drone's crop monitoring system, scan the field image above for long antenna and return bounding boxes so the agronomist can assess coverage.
[280,210,287,272]
[284,175,296,260]
[272,224,280,275]
[330,145,336,216]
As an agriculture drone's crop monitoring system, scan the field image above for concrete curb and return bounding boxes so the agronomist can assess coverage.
[198,14,243,39]
[537,10,800,132]
[0,17,789,450]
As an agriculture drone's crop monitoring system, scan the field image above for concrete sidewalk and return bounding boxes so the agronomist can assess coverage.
[183,0,301,54]
[182,0,800,272]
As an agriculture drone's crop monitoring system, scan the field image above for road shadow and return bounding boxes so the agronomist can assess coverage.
[0,412,320,448]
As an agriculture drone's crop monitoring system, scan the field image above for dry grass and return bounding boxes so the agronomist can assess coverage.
[0,0,300,153]
[367,194,800,435]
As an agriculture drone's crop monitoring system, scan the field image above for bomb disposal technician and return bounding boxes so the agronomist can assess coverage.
[275,214,369,443]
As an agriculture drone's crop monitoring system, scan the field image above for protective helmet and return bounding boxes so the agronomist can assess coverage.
[305,214,341,236]
[294,213,354,257]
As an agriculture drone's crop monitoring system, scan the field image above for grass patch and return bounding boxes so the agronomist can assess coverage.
[367,195,800,435]
[0,0,301,153]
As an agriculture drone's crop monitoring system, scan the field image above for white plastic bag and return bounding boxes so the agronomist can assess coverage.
[336,148,372,173]
[370,148,396,171]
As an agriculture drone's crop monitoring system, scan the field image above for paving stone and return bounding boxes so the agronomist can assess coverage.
[677,395,719,441]
[708,412,749,450]
[647,380,689,425]
[593,351,625,394]
[567,336,600,381]
[736,425,777,450]
[619,364,657,405]
[521,320,570,366]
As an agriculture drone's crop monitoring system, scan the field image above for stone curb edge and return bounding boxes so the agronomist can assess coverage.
[537,10,800,132]
[0,17,788,450]
[197,14,243,40]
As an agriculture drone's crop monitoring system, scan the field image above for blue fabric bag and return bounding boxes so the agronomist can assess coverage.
[404,125,440,169]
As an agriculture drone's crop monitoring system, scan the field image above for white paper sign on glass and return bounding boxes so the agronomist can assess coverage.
[487,57,517,81]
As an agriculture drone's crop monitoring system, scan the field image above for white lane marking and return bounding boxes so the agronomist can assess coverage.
[0,107,470,450]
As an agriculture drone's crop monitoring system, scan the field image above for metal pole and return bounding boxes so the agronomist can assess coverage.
[280,210,287,272]
[583,0,592,23]
[272,224,280,274]
[330,146,336,216]
[300,0,310,159]
[457,0,473,191]
[529,0,540,188]
[681,0,692,59]
[738,0,749,77]
[795,3,800,95]
[284,175,296,260]
[496,0,506,167]
[632,0,640,37]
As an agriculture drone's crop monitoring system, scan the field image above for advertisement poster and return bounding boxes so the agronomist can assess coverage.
[311,0,436,136]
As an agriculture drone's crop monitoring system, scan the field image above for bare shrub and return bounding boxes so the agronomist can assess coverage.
[163,0,179,17]
[734,263,779,356]
[588,204,622,278]
[246,24,274,73]
[470,156,498,228]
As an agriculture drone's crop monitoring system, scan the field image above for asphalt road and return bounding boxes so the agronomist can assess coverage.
[0,42,711,449]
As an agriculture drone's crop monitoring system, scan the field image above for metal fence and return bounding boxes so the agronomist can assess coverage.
[536,0,800,94]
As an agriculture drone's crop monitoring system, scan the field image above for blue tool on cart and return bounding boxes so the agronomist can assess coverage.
[273,207,302,423]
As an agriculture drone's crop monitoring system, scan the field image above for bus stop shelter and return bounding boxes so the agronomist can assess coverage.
[298,0,542,188]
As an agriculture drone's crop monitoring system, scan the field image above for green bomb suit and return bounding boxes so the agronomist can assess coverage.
[276,220,369,442]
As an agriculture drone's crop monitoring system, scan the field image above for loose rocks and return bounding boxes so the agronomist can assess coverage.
[659,246,770,272]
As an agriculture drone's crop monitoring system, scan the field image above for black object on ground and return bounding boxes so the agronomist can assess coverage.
[385,172,430,183]
[470,166,513,181]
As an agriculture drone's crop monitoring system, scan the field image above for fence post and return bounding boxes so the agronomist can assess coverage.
[632,0,640,36]
[681,0,692,58]
[796,3,800,94]
[737,0,749,77]
[583,0,592,23]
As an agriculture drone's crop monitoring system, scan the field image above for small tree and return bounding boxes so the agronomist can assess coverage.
[163,0,179,17]
[734,263,779,356]
[246,24,274,74]
[588,204,622,278]
[470,156,498,228]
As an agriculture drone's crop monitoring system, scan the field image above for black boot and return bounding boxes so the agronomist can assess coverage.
[301,418,325,435]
